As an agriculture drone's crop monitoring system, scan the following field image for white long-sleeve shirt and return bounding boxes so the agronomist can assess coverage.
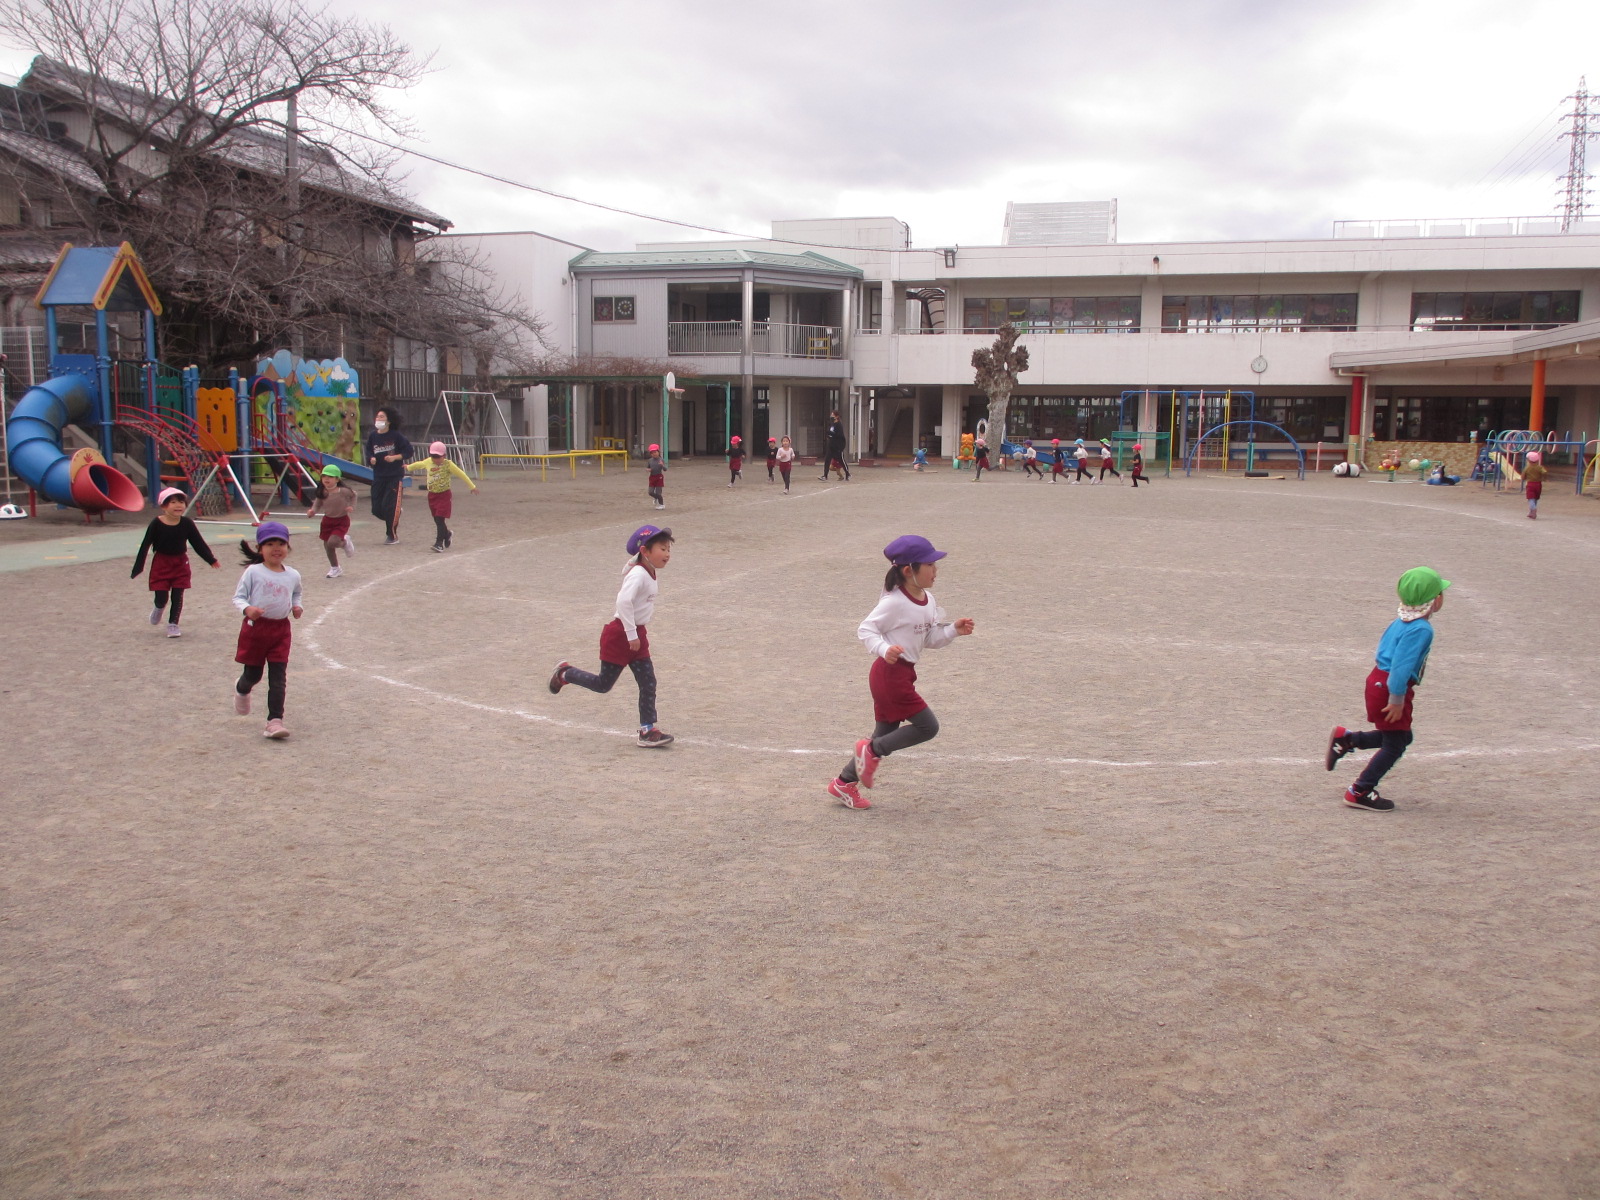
[614,561,659,639]
[857,587,956,665]
[232,563,303,619]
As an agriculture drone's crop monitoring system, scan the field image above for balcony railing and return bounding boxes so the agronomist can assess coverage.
[667,321,843,359]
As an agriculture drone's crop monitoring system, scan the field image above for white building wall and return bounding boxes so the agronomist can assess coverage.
[436,230,588,366]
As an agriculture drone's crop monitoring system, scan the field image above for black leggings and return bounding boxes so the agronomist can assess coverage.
[563,657,658,728]
[1099,463,1121,479]
[1131,470,1149,487]
[1075,463,1094,480]
[371,477,402,539]
[839,707,940,783]
[153,589,185,623]
[1351,729,1413,793]
[237,661,288,721]
[433,515,450,545]
[974,457,988,479]
[1024,460,1045,477]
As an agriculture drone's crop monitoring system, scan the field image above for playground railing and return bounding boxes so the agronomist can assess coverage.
[478,449,629,481]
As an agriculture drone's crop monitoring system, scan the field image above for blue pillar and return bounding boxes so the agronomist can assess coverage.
[95,309,113,459]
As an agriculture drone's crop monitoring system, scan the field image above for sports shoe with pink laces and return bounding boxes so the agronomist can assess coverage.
[828,777,870,809]
[853,736,882,788]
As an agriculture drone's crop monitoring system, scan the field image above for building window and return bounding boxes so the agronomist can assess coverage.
[987,394,1129,441]
[1410,291,1578,331]
[1161,295,1357,332]
[593,296,635,323]
[1370,394,1533,442]
[962,296,1140,333]
[390,335,437,372]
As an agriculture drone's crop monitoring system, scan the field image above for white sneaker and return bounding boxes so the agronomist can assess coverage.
[343,534,355,557]
[149,605,163,625]
[326,566,342,578]
[166,623,182,637]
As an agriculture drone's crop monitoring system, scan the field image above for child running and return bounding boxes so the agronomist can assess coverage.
[728,435,744,488]
[1098,439,1122,483]
[1073,439,1094,483]
[776,435,795,493]
[1130,442,1149,487]
[1050,439,1067,483]
[131,487,219,636]
[305,463,357,577]
[973,436,990,481]
[1325,567,1449,811]
[647,443,666,509]
[1021,439,1046,479]
[406,442,478,552]
[766,436,779,482]
[548,524,676,748]
[231,521,303,739]
[1522,450,1547,519]
[827,535,975,809]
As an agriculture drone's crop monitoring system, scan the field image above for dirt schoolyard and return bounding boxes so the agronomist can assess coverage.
[2,460,1597,1198]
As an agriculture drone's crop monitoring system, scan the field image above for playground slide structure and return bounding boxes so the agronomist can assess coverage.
[6,371,144,515]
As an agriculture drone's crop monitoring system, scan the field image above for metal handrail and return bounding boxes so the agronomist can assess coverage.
[912,321,1584,336]
[667,321,843,358]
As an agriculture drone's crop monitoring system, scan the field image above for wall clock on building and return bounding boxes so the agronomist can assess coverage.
[1250,356,1268,374]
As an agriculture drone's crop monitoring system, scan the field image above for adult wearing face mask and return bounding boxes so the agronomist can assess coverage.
[365,406,413,544]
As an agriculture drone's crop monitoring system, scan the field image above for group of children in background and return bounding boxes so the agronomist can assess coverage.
[969,436,1146,485]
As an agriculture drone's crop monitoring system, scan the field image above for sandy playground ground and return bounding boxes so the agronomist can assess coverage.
[1,458,1597,1199]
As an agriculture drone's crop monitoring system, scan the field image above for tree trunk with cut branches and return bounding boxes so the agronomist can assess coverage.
[971,323,1029,450]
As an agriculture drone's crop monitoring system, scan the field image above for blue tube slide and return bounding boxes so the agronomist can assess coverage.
[6,372,100,504]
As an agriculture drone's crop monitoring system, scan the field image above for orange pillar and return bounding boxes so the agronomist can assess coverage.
[1529,359,1546,432]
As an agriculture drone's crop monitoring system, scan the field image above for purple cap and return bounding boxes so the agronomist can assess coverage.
[254,520,291,544]
[627,524,672,555]
[883,534,947,566]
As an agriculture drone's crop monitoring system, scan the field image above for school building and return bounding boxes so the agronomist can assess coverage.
[443,212,1600,471]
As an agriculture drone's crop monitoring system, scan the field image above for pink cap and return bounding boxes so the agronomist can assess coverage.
[730,435,741,443]
[157,486,187,505]
[648,444,660,453]
[1133,443,1143,451]
[429,441,447,456]
[1527,450,1542,463]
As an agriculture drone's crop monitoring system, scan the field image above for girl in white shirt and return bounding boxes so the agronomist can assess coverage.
[548,525,676,748]
[776,435,796,493]
[230,521,304,739]
[828,535,975,809]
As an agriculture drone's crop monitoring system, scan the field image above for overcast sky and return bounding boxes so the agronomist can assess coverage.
[4,0,1600,251]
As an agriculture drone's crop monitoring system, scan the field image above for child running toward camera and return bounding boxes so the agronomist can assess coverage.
[231,521,303,739]
[973,436,990,481]
[728,435,744,487]
[827,535,975,809]
[131,487,219,636]
[305,463,357,577]
[647,443,666,509]
[776,435,795,492]
[406,442,478,552]
[548,525,677,748]
[1325,567,1450,811]
[766,437,779,482]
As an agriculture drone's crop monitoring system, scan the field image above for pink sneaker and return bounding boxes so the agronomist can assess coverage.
[853,736,882,788]
[234,690,250,715]
[263,719,289,739]
[828,777,870,809]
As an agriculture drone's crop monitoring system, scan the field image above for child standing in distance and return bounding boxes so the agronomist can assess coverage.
[131,487,220,636]
[973,436,990,481]
[766,436,779,482]
[1021,439,1045,479]
[1073,439,1094,483]
[728,435,744,488]
[406,442,478,552]
[1130,442,1149,487]
[646,443,666,509]
[231,521,303,739]
[1325,567,1449,811]
[776,435,796,492]
[1050,439,1067,483]
[1098,439,1122,483]
[305,463,357,578]
[828,535,975,809]
[1522,450,1547,519]
[548,525,676,748]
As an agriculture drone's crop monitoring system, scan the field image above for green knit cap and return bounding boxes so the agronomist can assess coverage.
[1396,566,1450,606]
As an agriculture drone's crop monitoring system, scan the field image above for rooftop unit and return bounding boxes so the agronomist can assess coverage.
[1002,200,1117,246]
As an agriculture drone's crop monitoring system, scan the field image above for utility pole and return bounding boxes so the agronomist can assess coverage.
[284,92,304,356]
[1559,78,1598,232]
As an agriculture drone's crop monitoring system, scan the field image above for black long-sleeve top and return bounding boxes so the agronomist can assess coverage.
[132,516,217,576]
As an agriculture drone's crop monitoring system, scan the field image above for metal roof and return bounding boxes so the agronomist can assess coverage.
[569,247,862,277]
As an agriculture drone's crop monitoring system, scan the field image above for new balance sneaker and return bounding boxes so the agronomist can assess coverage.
[166,623,182,637]
[326,566,343,578]
[853,736,882,789]
[1325,726,1352,771]
[637,726,675,748]
[263,719,290,739]
[149,605,163,626]
[343,533,355,556]
[383,536,399,545]
[444,533,452,548]
[828,777,870,809]
[432,542,444,553]
[547,661,570,694]
[1343,786,1394,811]
[234,690,251,715]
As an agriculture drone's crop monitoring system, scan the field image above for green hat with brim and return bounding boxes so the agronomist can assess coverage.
[320,463,342,478]
[1397,566,1450,606]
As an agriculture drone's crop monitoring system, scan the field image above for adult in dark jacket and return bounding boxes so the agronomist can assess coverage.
[820,411,850,481]
[365,406,414,543]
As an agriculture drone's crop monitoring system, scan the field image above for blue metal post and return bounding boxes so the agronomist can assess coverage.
[232,368,249,506]
[94,309,113,459]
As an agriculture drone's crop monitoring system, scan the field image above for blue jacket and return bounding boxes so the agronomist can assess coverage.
[1375,618,1435,701]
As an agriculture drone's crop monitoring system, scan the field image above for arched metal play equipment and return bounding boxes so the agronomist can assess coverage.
[1184,420,1306,479]
[1476,429,1592,496]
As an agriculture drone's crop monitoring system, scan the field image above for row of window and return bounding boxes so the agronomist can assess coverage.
[1162,295,1358,331]
[592,295,636,323]
[1370,395,1534,443]
[962,297,1141,331]
[1409,292,1578,330]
